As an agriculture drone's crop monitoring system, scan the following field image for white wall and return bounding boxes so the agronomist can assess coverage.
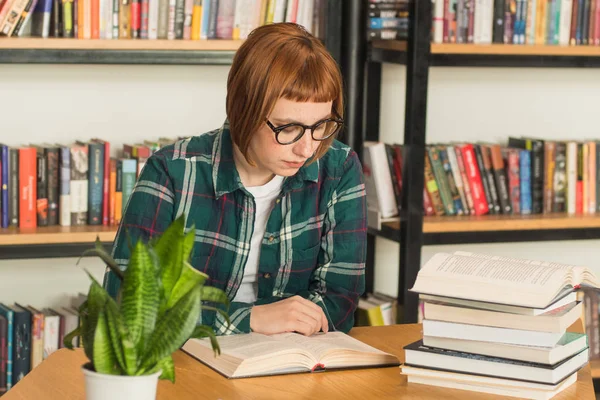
[0,63,231,308]
[374,64,600,298]
[3,61,600,307]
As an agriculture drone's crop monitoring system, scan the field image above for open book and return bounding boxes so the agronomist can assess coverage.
[411,251,600,309]
[181,331,400,378]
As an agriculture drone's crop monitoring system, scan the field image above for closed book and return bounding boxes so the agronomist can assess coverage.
[0,315,6,394]
[35,147,48,227]
[404,339,588,385]
[59,145,71,227]
[45,145,60,226]
[69,143,88,226]
[18,147,37,229]
[8,148,19,227]
[8,304,31,385]
[0,144,8,228]
[460,144,489,215]
[121,158,137,215]
[0,304,13,390]
[17,305,44,370]
[85,141,104,225]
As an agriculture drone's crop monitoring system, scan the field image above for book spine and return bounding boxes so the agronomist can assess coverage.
[87,142,104,225]
[36,150,48,227]
[439,146,465,215]
[1,146,8,228]
[46,147,59,226]
[424,153,445,216]
[446,145,470,215]
[70,145,88,226]
[109,158,117,225]
[0,309,13,390]
[8,148,18,227]
[543,141,556,213]
[461,144,489,215]
[473,144,495,214]
[148,0,159,38]
[596,141,600,212]
[59,146,71,227]
[506,149,521,214]
[567,141,578,214]
[0,316,6,394]
[173,0,184,37]
[101,141,110,226]
[453,145,475,214]
[589,142,597,214]
[19,148,37,229]
[12,309,31,385]
[576,143,584,214]
[121,159,137,215]
[519,149,532,214]
[490,144,512,214]
[428,146,455,215]
[115,159,123,225]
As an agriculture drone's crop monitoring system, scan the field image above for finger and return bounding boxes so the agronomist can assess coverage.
[321,311,329,333]
[295,303,324,333]
[295,310,321,335]
[294,296,324,315]
[289,319,316,336]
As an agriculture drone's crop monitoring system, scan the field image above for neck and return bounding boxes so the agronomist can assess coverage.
[233,144,275,187]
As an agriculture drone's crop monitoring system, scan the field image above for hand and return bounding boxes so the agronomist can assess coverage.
[250,295,329,336]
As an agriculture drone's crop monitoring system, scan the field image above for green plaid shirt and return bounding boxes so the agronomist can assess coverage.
[103,121,367,335]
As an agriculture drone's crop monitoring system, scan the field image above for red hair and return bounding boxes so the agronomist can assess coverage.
[226,23,344,165]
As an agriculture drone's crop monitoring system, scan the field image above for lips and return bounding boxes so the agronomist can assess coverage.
[284,160,305,167]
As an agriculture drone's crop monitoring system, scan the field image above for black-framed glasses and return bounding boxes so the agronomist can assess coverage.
[266,115,344,145]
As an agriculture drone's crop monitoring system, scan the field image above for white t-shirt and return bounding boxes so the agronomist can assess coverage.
[233,174,284,303]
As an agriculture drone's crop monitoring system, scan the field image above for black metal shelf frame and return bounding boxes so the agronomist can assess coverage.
[0,242,113,260]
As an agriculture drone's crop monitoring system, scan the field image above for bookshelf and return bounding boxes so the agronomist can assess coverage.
[369,40,600,68]
[0,38,243,65]
[0,226,116,259]
[370,214,600,245]
[347,0,600,326]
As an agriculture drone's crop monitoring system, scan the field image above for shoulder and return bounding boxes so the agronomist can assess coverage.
[318,139,363,180]
[152,129,219,163]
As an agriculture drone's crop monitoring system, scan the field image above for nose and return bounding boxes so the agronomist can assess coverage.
[293,129,317,159]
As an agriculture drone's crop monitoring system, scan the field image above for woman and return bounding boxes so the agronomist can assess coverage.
[103,22,367,336]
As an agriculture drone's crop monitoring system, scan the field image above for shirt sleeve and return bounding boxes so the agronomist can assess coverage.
[102,153,176,299]
[212,150,367,336]
[304,150,367,333]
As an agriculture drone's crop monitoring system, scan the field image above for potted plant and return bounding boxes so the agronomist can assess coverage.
[63,216,230,400]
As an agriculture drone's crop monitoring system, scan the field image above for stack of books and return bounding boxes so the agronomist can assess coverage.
[401,251,597,399]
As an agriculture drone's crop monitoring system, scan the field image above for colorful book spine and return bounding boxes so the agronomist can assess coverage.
[0,304,13,390]
[87,142,104,226]
[19,147,37,229]
[1,145,8,228]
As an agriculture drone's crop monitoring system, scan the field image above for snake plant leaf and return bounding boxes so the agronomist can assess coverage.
[154,215,187,300]
[140,285,201,371]
[63,326,82,350]
[157,356,175,382]
[120,240,160,356]
[78,239,124,280]
[200,286,229,307]
[93,310,121,375]
[104,297,127,373]
[190,325,221,356]
[166,262,208,309]
[82,277,109,362]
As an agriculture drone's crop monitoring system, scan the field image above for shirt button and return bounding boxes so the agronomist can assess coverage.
[263,273,271,279]
[276,198,281,204]
[268,235,274,243]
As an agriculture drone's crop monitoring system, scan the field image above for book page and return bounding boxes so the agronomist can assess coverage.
[415,252,570,290]
[270,331,392,360]
[191,332,301,361]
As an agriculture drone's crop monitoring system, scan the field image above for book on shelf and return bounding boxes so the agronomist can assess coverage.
[0,137,184,231]
[430,0,593,46]
[0,0,328,41]
[181,330,400,379]
[364,138,600,226]
[401,250,594,398]
[0,294,85,395]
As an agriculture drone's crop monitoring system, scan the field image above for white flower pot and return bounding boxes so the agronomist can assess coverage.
[82,363,162,400]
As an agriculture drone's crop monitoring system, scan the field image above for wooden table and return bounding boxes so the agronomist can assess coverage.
[3,323,595,400]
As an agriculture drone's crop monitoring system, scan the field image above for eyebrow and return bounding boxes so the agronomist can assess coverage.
[271,114,333,125]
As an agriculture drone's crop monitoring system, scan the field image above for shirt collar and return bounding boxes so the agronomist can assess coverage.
[211,120,319,199]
